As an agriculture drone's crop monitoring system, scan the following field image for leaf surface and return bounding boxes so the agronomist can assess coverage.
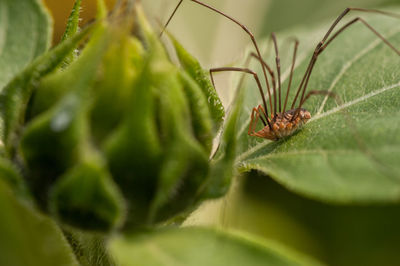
[0,179,77,266]
[0,0,51,90]
[110,227,323,266]
[236,11,400,203]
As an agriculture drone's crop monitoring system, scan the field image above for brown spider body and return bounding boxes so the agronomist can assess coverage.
[248,108,311,140]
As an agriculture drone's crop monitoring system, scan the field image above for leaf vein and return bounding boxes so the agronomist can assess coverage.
[316,27,400,114]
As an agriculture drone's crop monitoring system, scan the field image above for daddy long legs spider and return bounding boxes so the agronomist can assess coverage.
[161,0,400,141]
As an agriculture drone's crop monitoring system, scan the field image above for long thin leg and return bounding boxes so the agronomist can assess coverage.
[300,90,341,106]
[248,106,260,136]
[298,17,400,109]
[271,33,281,114]
[282,38,299,113]
[291,8,400,110]
[210,67,272,130]
[247,52,276,100]
[246,37,299,114]
[248,105,267,136]
[159,0,183,37]
[160,0,274,113]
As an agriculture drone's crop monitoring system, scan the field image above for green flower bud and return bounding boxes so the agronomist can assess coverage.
[14,3,233,232]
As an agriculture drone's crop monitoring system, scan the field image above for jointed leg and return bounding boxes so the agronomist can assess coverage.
[246,37,300,114]
[301,90,341,106]
[282,38,299,113]
[291,8,400,110]
[160,0,274,115]
[248,105,267,136]
[210,67,272,129]
[245,52,275,113]
[159,0,183,37]
[271,33,282,114]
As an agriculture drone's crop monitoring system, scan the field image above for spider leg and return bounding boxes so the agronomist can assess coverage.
[271,33,281,114]
[248,105,265,136]
[160,0,273,113]
[282,38,299,113]
[246,52,275,113]
[210,67,272,130]
[248,107,259,136]
[159,0,183,37]
[301,90,341,106]
[291,8,400,110]
[246,37,299,114]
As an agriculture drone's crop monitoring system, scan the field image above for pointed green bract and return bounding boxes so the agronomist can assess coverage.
[21,23,112,206]
[97,0,108,19]
[0,24,95,156]
[104,53,163,228]
[90,33,137,144]
[167,32,225,130]
[30,24,109,117]
[61,0,82,41]
[203,81,244,199]
[178,70,214,152]
[60,0,82,66]
[50,156,126,231]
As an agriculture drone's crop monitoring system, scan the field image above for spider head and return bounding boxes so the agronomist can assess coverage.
[298,108,311,122]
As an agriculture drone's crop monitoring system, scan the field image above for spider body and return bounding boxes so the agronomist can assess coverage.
[248,107,311,140]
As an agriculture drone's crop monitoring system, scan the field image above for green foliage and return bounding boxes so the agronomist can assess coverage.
[260,0,399,35]
[228,173,400,266]
[0,0,51,90]
[2,0,399,265]
[60,0,81,65]
[0,179,77,266]
[110,227,324,266]
[236,11,400,203]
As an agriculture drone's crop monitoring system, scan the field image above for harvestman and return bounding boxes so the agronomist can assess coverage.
[161,0,400,140]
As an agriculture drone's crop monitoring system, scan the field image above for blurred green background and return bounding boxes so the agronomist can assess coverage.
[44,1,400,265]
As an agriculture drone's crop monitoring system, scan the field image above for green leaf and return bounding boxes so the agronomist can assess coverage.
[235,11,400,203]
[260,0,399,36]
[110,227,324,266]
[167,32,225,130]
[0,0,52,90]
[0,179,78,266]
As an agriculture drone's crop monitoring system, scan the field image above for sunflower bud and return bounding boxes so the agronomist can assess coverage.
[17,3,229,232]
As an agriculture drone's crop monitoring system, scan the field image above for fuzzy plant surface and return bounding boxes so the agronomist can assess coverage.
[1,0,399,265]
